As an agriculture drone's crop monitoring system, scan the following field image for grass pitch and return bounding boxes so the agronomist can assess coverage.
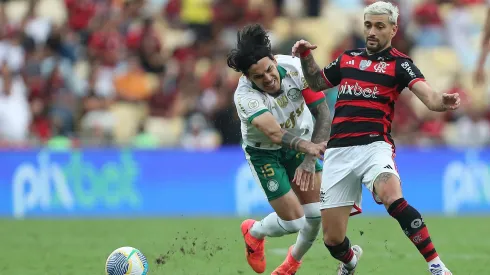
[1,217,488,274]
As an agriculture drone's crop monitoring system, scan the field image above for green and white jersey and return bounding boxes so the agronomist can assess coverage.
[234,55,325,150]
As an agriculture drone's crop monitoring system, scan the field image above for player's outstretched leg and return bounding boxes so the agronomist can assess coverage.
[374,172,452,274]
[272,202,322,275]
[272,171,323,275]
[241,190,306,273]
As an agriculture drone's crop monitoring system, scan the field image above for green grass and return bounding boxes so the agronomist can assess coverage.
[1,217,489,274]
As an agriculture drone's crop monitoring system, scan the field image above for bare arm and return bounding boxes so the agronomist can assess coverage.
[251,112,325,157]
[300,53,329,92]
[302,100,331,164]
[309,100,331,143]
[410,81,460,112]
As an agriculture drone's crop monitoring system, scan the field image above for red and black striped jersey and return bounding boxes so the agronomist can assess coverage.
[322,46,425,149]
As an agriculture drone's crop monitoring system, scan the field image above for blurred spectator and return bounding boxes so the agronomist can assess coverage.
[111,55,153,145]
[180,0,213,40]
[79,64,115,145]
[448,107,490,147]
[145,63,183,147]
[180,112,221,150]
[275,18,310,55]
[88,13,124,67]
[418,112,447,146]
[444,72,470,122]
[126,17,165,73]
[22,0,52,46]
[65,0,97,33]
[446,0,479,70]
[0,63,31,144]
[392,92,420,145]
[413,0,445,47]
[113,55,153,101]
[0,16,25,73]
[41,32,82,136]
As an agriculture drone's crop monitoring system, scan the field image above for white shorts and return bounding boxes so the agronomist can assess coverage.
[320,141,400,216]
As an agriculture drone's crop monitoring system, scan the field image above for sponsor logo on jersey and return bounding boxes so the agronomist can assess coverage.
[287,88,301,101]
[325,57,339,69]
[401,61,417,78]
[276,93,289,108]
[288,71,299,77]
[338,81,379,99]
[301,77,308,89]
[237,97,247,114]
[359,60,372,70]
[279,102,305,129]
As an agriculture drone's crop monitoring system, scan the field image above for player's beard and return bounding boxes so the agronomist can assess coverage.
[365,38,387,54]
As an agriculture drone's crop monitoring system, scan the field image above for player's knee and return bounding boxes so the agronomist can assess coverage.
[280,215,306,233]
[303,202,321,237]
[373,172,402,207]
[383,195,403,207]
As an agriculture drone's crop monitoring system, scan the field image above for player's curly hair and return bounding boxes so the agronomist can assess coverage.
[226,23,274,75]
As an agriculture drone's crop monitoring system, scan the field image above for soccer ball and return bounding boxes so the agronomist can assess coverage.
[105,246,149,275]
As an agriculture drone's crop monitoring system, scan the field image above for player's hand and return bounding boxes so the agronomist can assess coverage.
[291,39,318,57]
[442,93,461,110]
[293,156,316,191]
[305,142,327,159]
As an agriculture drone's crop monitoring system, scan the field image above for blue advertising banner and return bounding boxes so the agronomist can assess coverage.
[0,146,489,219]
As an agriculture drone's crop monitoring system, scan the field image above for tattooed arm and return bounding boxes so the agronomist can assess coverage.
[306,99,331,151]
[292,39,341,93]
[297,99,332,179]
[251,112,326,158]
[300,53,329,92]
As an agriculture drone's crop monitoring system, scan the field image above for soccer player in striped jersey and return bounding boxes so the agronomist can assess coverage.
[291,1,459,275]
[227,23,331,274]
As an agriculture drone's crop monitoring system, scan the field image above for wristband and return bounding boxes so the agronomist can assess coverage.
[300,49,311,58]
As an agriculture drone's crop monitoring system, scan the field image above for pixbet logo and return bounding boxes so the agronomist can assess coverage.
[338,81,379,99]
[443,150,490,215]
[12,151,141,218]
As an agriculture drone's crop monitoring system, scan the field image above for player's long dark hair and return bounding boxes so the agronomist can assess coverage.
[226,23,274,75]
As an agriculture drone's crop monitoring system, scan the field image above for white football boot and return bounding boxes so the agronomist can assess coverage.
[337,245,363,275]
[429,264,452,275]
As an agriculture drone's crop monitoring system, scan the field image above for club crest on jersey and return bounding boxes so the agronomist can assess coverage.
[374,62,389,73]
[248,99,259,110]
[287,88,301,101]
[359,60,372,70]
[267,179,279,192]
[276,94,289,108]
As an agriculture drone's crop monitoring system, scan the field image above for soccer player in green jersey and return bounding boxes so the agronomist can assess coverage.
[227,23,331,274]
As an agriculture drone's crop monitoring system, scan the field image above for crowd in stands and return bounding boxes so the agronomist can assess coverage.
[0,0,489,149]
